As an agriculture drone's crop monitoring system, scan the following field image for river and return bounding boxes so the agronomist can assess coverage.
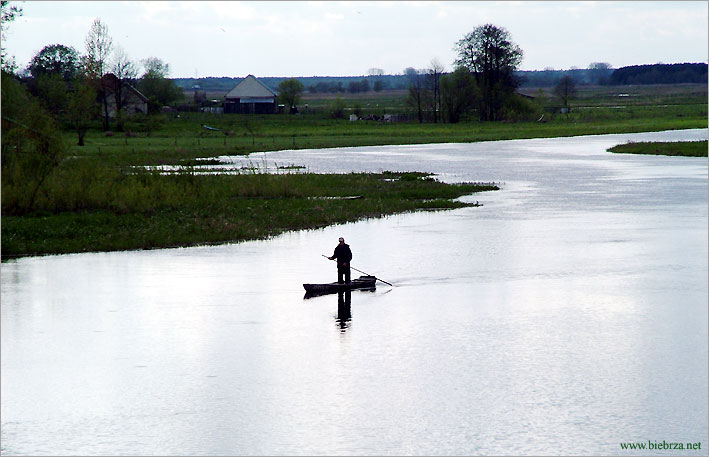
[2,129,707,455]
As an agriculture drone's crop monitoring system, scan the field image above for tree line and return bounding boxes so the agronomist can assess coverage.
[172,63,704,95]
[2,5,183,144]
[609,63,707,85]
[267,24,534,122]
[401,24,528,123]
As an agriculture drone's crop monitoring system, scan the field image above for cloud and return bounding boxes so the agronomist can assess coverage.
[3,1,706,77]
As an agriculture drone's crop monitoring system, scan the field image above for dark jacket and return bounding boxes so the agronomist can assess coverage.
[332,243,352,266]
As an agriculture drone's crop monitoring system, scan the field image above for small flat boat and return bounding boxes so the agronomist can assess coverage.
[303,275,377,295]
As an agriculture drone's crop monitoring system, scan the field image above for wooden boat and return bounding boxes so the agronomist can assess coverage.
[303,275,377,295]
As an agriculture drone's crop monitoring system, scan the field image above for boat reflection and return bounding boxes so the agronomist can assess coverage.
[336,290,351,332]
[303,286,375,332]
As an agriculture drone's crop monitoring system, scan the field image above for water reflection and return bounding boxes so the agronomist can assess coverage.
[2,130,706,455]
[336,291,352,332]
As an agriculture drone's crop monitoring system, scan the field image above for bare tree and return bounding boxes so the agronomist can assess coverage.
[110,46,138,120]
[405,67,427,123]
[83,18,113,130]
[427,59,444,123]
[553,75,577,113]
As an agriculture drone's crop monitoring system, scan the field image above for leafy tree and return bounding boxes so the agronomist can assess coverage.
[502,94,537,121]
[440,67,478,123]
[35,73,69,115]
[277,78,304,113]
[587,62,612,85]
[553,75,577,111]
[1,1,22,72]
[138,57,183,110]
[454,24,523,121]
[0,1,21,30]
[329,97,346,119]
[310,81,332,93]
[141,56,170,78]
[1,70,66,214]
[67,78,98,146]
[28,44,81,81]
[347,79,368,94]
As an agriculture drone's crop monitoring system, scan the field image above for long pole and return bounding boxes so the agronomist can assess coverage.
[321,255,393,286]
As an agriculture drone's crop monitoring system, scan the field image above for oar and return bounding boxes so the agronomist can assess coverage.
[321,255,393,286]
[350,266,393,286]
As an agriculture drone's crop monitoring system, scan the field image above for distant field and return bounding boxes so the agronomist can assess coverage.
[183,83,707,118]
[54,83,706,168]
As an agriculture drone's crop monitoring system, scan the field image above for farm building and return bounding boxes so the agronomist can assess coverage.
[223,75,278,114]
[100,73,149,118]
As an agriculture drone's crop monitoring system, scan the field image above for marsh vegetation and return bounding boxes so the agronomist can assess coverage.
[607,140,707,157]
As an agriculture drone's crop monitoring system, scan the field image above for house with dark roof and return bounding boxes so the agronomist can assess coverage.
[223,75,278,114]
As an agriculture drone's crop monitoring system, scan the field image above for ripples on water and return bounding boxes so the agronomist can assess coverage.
[2,130,707,455]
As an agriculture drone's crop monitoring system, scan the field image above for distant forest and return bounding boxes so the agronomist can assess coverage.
[608,63,707,85]
[173,63,708,94]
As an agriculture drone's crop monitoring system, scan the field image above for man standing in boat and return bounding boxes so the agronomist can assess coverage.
[328,237,352,284]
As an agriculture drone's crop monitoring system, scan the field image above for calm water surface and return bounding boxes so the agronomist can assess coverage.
[2,130,707,455]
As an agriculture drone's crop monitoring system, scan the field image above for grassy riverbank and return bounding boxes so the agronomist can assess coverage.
[2,171,498,258]
[63,83,707,166]
[69,111,706,167]
[3,82,705,259]
[607,140,708,157]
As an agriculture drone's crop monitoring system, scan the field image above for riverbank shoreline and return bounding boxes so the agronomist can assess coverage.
[1,172,498,260]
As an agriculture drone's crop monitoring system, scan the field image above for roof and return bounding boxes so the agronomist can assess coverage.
[99,73,149,103]
[126,83,149,103]
[225,75,277,99]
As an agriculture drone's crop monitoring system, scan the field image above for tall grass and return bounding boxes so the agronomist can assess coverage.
[607,140,708,157]
[2,166,498,258]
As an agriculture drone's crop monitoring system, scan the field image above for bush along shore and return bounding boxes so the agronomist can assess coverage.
[1,168,499,259]
[607,140,708,157]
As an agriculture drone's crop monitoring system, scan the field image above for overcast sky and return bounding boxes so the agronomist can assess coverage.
[3,1,707,78]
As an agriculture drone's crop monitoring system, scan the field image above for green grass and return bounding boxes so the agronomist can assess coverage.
[67,109,706,167]
[59,83,706,167]
[4,82,706,259]
[2,170,498,258]
[608,140,708,157]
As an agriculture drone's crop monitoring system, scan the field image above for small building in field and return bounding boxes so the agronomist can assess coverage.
[101,73,149,118]
[223,75,278,114]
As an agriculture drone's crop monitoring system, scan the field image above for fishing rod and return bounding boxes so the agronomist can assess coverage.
[321,255,393,286]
